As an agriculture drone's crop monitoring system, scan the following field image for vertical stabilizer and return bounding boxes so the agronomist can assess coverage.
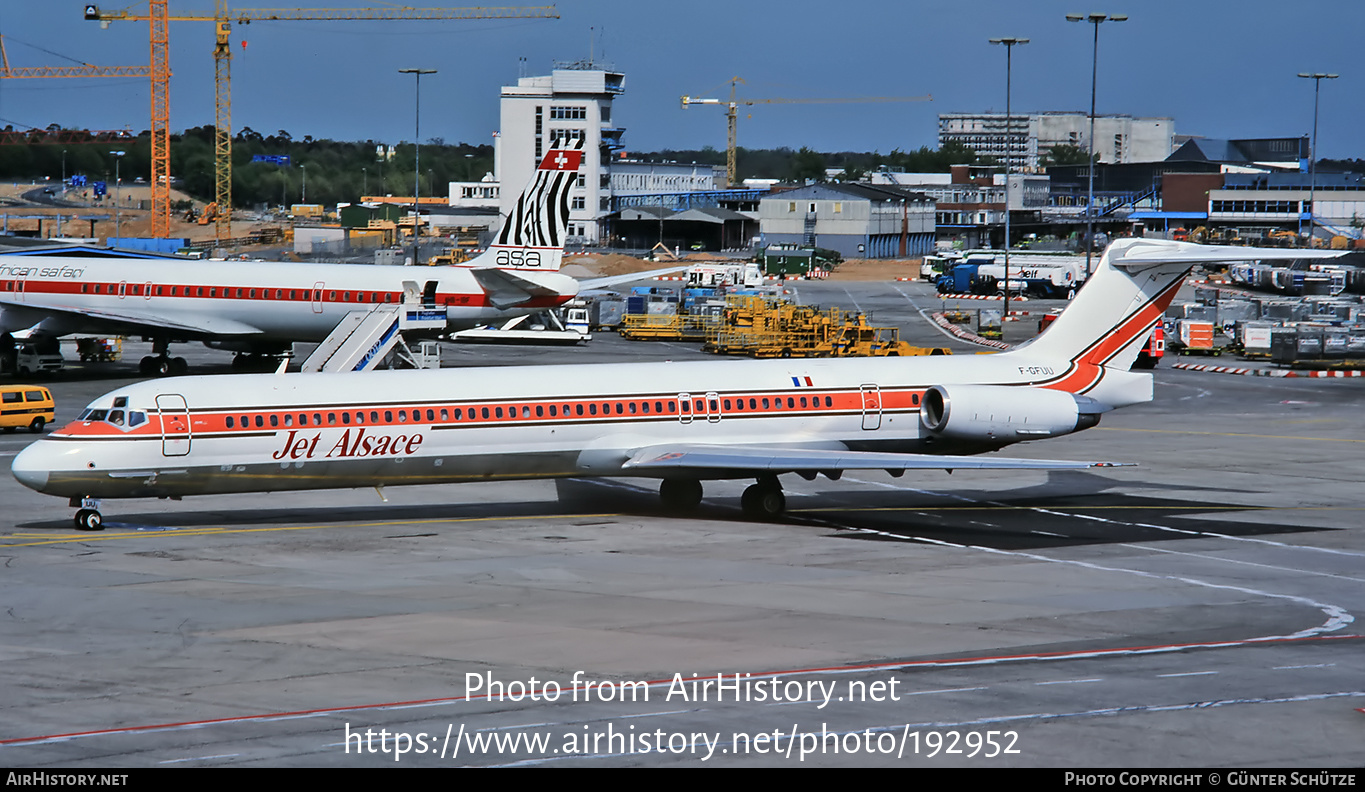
[459,139,585,273]
[1010,239,1344,397]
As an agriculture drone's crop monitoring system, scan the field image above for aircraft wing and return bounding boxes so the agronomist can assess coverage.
[0,297,264,337]
[578,264,691,291]
[620,443,1132,474]
[469,267,567,309]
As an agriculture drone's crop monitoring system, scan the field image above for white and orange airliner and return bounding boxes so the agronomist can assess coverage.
[12,240,1338,530]
[0,141,648,374]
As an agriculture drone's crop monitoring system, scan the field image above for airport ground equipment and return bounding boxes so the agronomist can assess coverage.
[704,295,949,359]
[1171,319,1221,356]
[450,309,590,345]
[756,245,842,278]
[618,303,725,342]
[936,253,1083,299]
[300,297,447,372]
[76,337,122,363]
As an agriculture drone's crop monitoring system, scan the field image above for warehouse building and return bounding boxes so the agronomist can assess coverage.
[757,183,934,258]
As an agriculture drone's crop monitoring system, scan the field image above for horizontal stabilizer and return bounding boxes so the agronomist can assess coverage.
[622,443,1131,473]
[469,267,564,309]
[1111,241,1347,268]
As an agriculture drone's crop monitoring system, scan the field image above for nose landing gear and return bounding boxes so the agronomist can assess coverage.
[71,497,104,531]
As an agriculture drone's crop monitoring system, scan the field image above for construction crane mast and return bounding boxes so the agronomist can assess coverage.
[85,3,560,241]
[682,76,932,188]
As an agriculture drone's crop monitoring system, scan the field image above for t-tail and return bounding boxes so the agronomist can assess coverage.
[1004,239,1344,408]
[457,139,585,273]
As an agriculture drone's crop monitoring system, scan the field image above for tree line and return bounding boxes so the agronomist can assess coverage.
[0,126,494,209]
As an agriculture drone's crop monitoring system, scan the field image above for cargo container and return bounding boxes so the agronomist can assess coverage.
[1173,319,1220,356]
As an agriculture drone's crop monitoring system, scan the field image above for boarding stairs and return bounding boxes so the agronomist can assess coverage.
[301,289,448,373]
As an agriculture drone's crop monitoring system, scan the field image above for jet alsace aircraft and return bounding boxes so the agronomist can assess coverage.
[12,240,1341,530]
[0,141,632,374]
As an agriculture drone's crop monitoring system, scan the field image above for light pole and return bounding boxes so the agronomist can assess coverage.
[109,150,125,241]
[399,67,437,265]
[362,166,368,198]
[1067,12,1126,274]
[301,163,307,205]
[990,36,1028,318]
[1297,72,1337,244]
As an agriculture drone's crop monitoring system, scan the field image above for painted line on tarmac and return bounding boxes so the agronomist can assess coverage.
[826,476,1357,639]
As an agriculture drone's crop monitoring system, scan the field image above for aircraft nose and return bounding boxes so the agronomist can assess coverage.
[11,442,52,492]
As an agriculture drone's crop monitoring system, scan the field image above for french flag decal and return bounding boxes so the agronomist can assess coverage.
[790,376,814,387]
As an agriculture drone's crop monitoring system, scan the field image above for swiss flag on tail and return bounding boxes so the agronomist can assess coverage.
[539,149,583,171]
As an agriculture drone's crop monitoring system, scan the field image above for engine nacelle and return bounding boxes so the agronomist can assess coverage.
[919,384,1110,445]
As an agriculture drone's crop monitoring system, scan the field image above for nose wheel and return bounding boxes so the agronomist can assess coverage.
[74,508,104,531]
[72,497,104,531]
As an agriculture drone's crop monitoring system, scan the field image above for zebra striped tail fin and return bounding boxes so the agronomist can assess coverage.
[459,139,585,273]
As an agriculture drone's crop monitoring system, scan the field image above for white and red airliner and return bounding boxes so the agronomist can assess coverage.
[0,141,648,374]
[12,240,1339,529]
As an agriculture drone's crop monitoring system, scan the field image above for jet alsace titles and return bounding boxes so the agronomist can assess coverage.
[13,240,1344,530]
[0,142,589,374]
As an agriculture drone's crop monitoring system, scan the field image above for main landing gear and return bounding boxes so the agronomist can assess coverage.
[71,497,104,531]
[231,353,283,372]
[656,475,788,520]
[740,475,786,520]
[139,355,188,376]
[139,338,187,376]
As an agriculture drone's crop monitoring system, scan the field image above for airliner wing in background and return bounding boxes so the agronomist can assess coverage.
[468,263,693,309]
[621,444,1131,473]
[577,264,693,291]
[3,299,264,338]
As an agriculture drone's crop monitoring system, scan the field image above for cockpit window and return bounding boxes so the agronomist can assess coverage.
[113,396,128,408]
[128,411,147,428]
[108,410,125,426]
[84,409,108,422]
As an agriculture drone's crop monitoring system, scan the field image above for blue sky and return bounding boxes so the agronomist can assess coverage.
[0,1,1360,159]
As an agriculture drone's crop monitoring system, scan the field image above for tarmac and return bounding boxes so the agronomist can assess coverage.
[1,275,1362,767]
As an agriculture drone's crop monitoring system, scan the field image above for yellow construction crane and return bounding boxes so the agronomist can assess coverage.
[84,3,560,241]
[681,76,932,188]
[0,32,150,79]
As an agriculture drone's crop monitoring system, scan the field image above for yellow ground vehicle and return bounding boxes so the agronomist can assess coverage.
[1,385,54,433]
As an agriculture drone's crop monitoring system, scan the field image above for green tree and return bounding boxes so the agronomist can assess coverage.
[790,147,827,182]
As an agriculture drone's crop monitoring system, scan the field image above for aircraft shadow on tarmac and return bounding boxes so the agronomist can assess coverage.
[12,472,1332,550]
